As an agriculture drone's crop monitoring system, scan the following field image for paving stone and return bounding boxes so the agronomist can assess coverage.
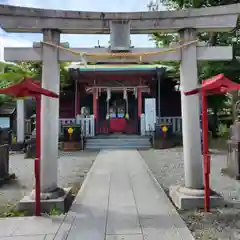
[59,150,194,240]
[0,235,45,240]
[106,234,143,240]
[0,218,21,237]
[44,234,55,240]
[13,216,62,236]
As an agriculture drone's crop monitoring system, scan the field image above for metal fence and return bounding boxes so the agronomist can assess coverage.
[25,116,95,138]
[157,116,182,133]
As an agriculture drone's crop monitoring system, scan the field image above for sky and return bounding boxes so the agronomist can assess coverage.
[0,0,164,48]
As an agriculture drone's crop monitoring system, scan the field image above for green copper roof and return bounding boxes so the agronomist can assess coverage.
[68,64,172,72]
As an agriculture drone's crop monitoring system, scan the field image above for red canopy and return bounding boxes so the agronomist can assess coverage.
[184,74,240,96]
[0,77,58,98]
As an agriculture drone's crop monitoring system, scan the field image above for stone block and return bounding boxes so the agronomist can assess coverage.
[63,141,84,151]
[153,138,176,149]
[11,142,25,152]
[17,187,73,214]
[169,185,224,210]
[25,138,36,159]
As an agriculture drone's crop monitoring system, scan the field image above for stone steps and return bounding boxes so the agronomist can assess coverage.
[85,135,151,150]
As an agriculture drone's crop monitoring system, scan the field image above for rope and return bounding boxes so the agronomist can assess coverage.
[40,39,198,58]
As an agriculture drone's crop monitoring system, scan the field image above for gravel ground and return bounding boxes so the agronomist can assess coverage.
[0,151,98,214]
[140,148,240,240]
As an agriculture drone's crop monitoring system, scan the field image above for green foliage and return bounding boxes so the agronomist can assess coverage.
[159,0,239,9]
[0,204,26,217]
[149,0,240,118]
[0,61,71,105]
[217,123,230,138]
[2,209,25,217]
[49,208,62,216]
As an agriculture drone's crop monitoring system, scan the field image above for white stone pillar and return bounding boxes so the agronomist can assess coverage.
[40,29,60,193]
[16,99,25,142]
[180,29,203,190]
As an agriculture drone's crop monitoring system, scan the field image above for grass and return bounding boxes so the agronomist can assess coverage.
[0,204,26,218]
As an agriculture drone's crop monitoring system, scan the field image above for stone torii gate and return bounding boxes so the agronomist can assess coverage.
[0,4,239,210]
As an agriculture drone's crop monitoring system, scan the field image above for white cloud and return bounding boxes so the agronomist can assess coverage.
[6,0,154,11]
[0,35,32,61]
[6,0,89,10]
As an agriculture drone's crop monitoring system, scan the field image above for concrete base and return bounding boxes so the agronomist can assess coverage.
[169,185,224,210]
[17,187,73,214]
[221,167,240,180]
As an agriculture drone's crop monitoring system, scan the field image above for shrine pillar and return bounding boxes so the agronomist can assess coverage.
[40,29,62,194]
[16,99,25,142]
[170,29,204,209]
[93,89,98,133]
[75,81,81,115]
[138,88,142,117]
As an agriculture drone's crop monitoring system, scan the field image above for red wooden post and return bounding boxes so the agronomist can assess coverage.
[0,78,58,217]
[201,88,210,212]
[183,74,240,213]
[138,88,142,117]
[35,95,41,216]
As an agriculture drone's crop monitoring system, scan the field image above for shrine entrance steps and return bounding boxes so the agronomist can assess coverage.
[85,134,151,150]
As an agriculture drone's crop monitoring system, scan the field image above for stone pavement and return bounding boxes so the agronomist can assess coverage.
[0,215,64,239]
[55,150,194,240]
[0,150,195,240]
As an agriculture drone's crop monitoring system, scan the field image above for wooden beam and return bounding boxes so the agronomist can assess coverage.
[4,46,233,63]
[0,4,238,33]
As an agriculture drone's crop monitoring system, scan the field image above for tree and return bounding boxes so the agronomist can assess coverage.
[149,0,240,130]
[0,61,71,104]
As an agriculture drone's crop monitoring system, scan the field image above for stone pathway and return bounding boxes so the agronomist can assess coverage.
[0,150,194,239]
[55,150,194,240]
[0,215,64,239]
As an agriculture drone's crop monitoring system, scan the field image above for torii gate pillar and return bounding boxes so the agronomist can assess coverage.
[169,29,221,210]
[40,29,62,195]
[179,28,203,189]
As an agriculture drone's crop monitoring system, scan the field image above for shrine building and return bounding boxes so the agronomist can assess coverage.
[59,63,182,136]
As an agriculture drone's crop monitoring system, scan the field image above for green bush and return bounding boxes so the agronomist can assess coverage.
[217,123,230,138]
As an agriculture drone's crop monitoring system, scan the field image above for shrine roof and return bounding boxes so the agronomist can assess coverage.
[68,64,171,73]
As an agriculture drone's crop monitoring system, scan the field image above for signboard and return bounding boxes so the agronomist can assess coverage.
[145,98,156,132]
